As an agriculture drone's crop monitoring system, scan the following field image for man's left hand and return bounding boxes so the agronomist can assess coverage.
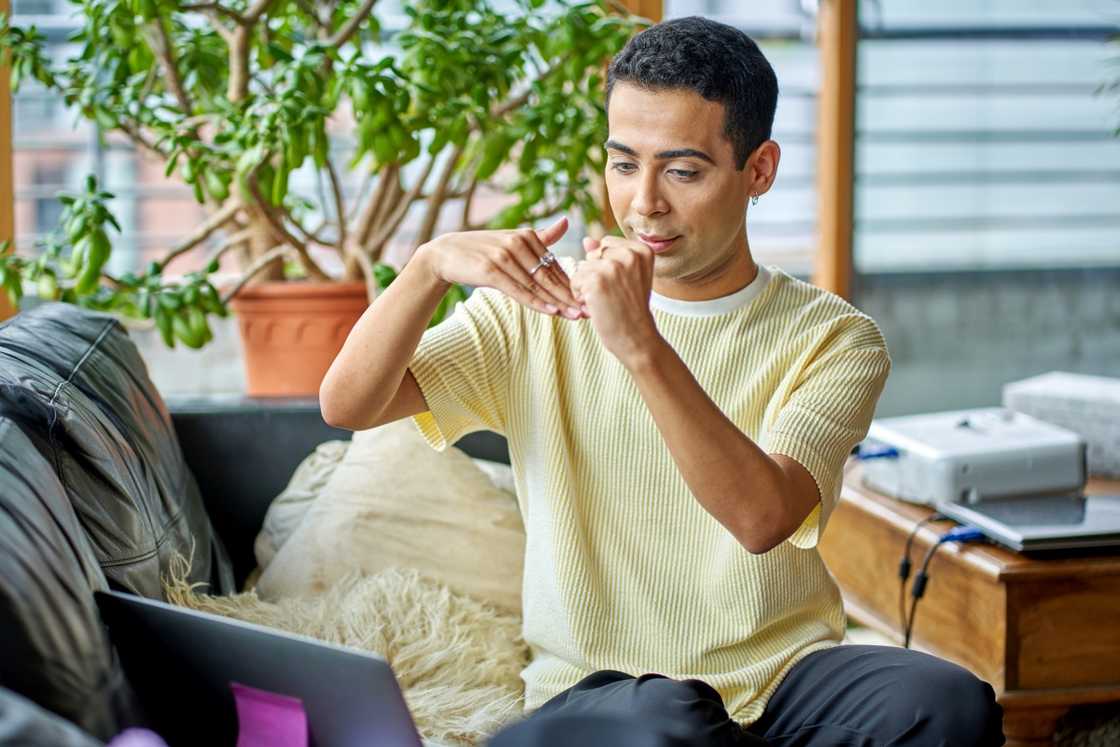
[570,235,664,367]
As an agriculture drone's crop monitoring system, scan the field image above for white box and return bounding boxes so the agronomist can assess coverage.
[1003,372,1120,478]
[861,408,1085,505]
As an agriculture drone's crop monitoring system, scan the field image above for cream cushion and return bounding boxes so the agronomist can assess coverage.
[254,439,350,570]
[255,419,525,614]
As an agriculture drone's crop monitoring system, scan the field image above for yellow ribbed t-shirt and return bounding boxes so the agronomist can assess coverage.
[408,261,891,724]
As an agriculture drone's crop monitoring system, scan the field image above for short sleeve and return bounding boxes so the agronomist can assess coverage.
[764,325,891,549]
[408,287,522,451]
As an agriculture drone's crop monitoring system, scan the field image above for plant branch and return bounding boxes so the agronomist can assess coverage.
[146,18,193,116]
[325,158,348,255]
[354,162,400,246]
[227,25,253,101]
[178,113,217,130]
[375,180,407,236]
[177,1,241,20]
[488,52,574,121]
[415,144,464,247]
[364,155,438,256]
[220,244,292,303]
[328,0,379,47]
[138,63,160,102]
[280,205,334,247]
[293,0,326,29]
[117,119,165,159]
[158,201,241,268]
[247,174,331,281]
[203,228,254,264]
[347,168,376,223]
[204,10,237,44]
[342,243,377,300]
[459,176,479,231]
[521,194,569,226]
[243,0,276,24]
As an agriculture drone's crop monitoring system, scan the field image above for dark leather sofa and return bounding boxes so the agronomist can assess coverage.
[0,302,506,744]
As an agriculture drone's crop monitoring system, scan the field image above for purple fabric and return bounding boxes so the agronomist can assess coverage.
[106,728,170,747]
[231,682,308,747]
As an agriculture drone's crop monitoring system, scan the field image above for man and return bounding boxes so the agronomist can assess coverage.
[321,16,1004,746]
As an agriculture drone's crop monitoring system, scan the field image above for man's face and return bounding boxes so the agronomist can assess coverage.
[604,82,757,286]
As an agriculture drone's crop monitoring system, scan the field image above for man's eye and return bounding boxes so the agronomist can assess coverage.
[610,162,637,173]
[669,169,698,179]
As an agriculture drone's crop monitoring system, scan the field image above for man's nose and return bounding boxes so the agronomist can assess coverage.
[632,171,668,217]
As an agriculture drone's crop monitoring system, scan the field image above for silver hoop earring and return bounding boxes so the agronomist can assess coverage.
[751,194,759,207]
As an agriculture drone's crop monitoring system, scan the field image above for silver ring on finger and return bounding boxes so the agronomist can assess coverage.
[529,251,557,276]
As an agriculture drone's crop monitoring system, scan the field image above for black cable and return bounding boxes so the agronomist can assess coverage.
[898,512,946,636]
[904,541,943,648]
[903,526,986,648]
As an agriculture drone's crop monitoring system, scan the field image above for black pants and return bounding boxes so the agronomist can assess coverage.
[488,645,1005,746]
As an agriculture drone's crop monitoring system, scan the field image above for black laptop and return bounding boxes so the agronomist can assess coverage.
[95,590,424,747]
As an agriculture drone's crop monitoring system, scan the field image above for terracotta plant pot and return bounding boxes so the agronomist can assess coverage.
[228,280,369,397]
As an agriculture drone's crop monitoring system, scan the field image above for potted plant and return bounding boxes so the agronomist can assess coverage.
[0,0,643,395]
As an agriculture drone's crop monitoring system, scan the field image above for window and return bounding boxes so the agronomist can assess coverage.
[10,9,208,275]
[31,162,64,238]
[12,0,56,14]
[852,0,1120,416]
[854,0,1120,272]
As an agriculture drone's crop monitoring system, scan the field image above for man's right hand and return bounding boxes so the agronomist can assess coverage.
[415,217,585,320]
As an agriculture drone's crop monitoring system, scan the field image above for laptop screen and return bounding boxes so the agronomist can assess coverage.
[95,590,423,747]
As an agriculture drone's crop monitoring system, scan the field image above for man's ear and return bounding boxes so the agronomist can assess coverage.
[746,140,781,197]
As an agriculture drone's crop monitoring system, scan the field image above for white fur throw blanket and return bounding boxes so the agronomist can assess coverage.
[165,567,529,746]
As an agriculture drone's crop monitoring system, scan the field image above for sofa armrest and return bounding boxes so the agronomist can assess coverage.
[168,396,348,587]
[167,395,511,588]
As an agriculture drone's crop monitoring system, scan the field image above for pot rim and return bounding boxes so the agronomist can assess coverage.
[226,279,369,302]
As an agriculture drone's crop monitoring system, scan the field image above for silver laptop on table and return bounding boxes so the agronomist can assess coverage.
[936,493,1120,553]
[95,590,424,747]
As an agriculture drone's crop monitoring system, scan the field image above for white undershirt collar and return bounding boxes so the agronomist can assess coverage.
[649,265,771,317]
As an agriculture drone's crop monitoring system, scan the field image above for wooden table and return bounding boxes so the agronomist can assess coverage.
[820,466,1120,747]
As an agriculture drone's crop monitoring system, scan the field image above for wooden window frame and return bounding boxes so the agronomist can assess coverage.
[811,0,857,299]
[0,0,14,321]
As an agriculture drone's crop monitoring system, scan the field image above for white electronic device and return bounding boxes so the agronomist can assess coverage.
[859,408,1086,506]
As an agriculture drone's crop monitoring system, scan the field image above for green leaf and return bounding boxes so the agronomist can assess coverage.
[271,162,289,206]
[204,170,229,202]
[158,291,182,311]
[372,263,397,289]
[490,204,525,229]
[154,308,175,347]
[475,133,513,181]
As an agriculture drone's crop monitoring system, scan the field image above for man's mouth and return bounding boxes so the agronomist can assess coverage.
[636,233,680,254]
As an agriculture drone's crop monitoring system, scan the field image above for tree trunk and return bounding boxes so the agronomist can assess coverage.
[244,204,285,282]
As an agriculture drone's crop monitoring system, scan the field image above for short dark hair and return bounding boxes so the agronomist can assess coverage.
[606,16,779,170]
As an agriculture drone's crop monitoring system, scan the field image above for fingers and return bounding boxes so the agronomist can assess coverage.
[488,263,560,316]
[588,236,654,271]
[536,216,569,247]
[481,230,580,318]
[582,236,600,258]
[572,236,653,319]
[569,261,591,316]
[506,248,573,315]
[519,231,583,317]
